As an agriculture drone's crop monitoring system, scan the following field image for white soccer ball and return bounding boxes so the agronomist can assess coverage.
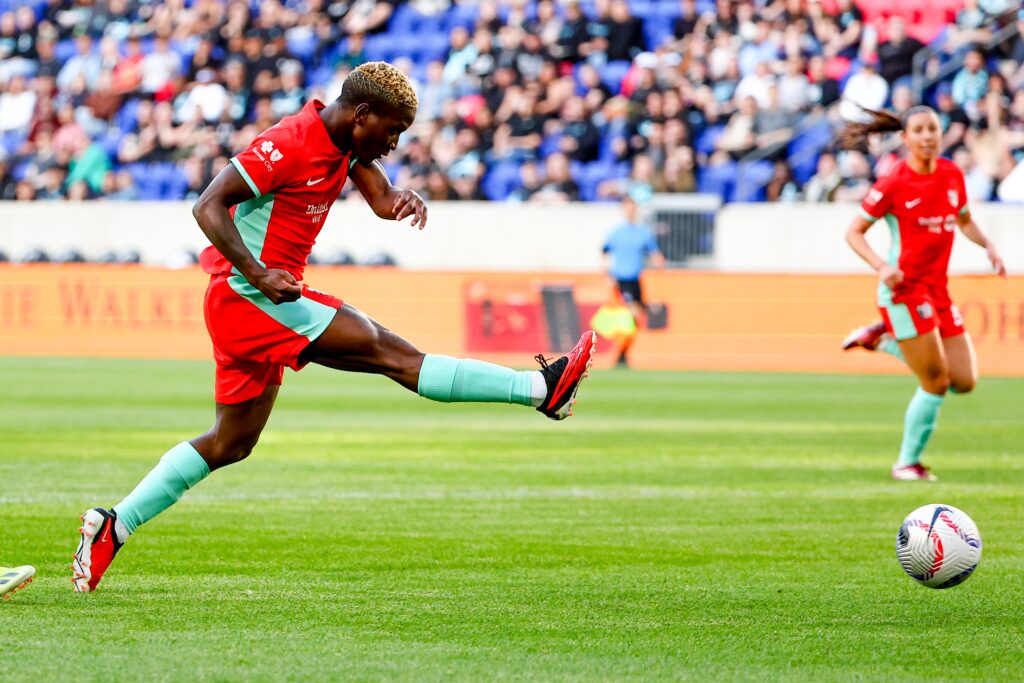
[896,504,982,589]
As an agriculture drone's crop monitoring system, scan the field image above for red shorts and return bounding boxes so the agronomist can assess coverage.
[879,285,964,341]
[203,274,342,404]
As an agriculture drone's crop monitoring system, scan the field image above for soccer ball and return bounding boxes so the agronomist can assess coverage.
[896,504,982,589]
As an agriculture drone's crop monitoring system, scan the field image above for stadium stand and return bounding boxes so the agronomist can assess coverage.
[0,0,1022,205]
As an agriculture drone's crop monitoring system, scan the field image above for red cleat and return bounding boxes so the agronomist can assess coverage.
[842,321,889,351]
[535,330,597,420]
[891,464,938,481]
[72,508,124,593]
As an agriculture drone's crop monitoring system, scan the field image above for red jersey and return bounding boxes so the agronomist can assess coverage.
[859,158,968,293]
[200,100,354,281]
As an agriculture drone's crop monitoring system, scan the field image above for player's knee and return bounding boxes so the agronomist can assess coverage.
[923,370,950,395]
[207,431,260,466]
[952,377,976,394]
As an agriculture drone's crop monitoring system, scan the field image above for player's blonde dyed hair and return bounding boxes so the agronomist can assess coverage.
[340,61,419,112]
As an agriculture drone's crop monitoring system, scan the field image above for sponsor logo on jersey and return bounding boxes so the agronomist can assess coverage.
[905,198,922,208]
[866,188,883,205]
[948,190,959,208]
[254,140,284,169]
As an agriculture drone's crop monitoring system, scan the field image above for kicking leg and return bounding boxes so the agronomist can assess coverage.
[891,330,950,480]
[73,386,279,592]
[301,304,596,420]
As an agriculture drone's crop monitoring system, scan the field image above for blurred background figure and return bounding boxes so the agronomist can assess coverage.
[599,195,664,368]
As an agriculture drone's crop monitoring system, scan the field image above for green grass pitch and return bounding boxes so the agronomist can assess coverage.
[1,357,1022,681]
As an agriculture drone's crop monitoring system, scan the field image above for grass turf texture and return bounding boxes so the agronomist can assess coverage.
[1,357,1022,682]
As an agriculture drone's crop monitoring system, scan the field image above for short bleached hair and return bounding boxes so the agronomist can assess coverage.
[339,61,419,112]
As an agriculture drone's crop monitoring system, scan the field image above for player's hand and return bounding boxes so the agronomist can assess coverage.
[393,189,427,230]
[987,245,1006,278]
[878,264,903,289]
[253,268,302,304]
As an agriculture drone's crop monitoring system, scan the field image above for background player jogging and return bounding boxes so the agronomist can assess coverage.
[840,105,1006,482]
[71,62,597,593]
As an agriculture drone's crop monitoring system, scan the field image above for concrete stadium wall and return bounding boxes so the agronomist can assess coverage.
[0,201,1020,274]
[1,266,1021,376]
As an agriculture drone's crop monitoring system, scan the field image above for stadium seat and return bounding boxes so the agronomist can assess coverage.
[694,125,725,157]
[600,61,632,96]
[696,161,737,202]
[733,160,775,202]
[482,161,521,201]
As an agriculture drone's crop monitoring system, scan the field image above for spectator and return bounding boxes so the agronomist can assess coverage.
[177,68,229,124]
[532,152,580,202]
[839,59,889,122]
[803,152,842,202]
[935,83,970,152]
[951,48,989,114]
[141,35,183,95]
[607,0,646,61]
[778,56,810,113]
[765,160,800,202]
[0,75,36,133]
[341,0,394,36]
[878,17,925,87]
[56,31,101,92]
[953,147,994,201]
[555,0,590,63]
[555,96,601,162]
[806,55,841,110]
[508,160,543,202]
[270,61,305,118]
[755,85,795,159]
[717,96,758,158]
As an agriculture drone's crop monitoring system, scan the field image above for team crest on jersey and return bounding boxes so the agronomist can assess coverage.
[948,190,958,208]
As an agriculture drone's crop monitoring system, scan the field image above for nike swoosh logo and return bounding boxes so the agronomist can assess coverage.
[905,198,922,208]
[307,178,325,186]
[100,523,110,544]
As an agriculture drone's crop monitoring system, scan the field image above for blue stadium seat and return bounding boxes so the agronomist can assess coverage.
[600,61,631,95]
[694,125,725,156]
[696,161,737,202]
[54,39,77,63]
[733,160,774,202]
[444,4,479,32]
[482,161,521,200]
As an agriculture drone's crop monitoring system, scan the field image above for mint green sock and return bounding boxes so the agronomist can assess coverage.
[879,337,906,363]
[113,442,211,534]
[896,388,945,467]
[417,354,536,406]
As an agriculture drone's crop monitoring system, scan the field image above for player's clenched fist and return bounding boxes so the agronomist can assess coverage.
[393,189,427,229]
[253,268,303,304]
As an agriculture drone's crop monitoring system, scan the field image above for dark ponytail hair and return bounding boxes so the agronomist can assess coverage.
[839,104,936,149]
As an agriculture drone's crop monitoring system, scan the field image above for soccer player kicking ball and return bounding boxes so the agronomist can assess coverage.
[71,62,596,592]
[840,105,1005,481]
[0,565,35,599]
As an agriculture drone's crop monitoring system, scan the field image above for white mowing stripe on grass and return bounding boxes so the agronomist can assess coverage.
[0,484,944,505]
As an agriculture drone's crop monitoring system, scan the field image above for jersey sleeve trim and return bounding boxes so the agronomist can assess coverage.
[231,157,263,198]
[858,208,879,223]
[958,206,970,216]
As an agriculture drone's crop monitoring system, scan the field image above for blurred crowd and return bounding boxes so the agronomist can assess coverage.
[1,0,1024,205]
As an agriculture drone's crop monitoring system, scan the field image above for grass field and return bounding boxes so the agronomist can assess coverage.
[1,357,1022,682]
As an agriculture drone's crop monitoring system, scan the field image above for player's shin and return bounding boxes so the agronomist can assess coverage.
[112,441,212,536]
[896,388,945,467]
[416,354,545,407]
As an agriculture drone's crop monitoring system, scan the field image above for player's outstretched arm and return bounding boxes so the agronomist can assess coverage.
[192,164,303,303]
[956,212,1006,277]
[350,159,428,229]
